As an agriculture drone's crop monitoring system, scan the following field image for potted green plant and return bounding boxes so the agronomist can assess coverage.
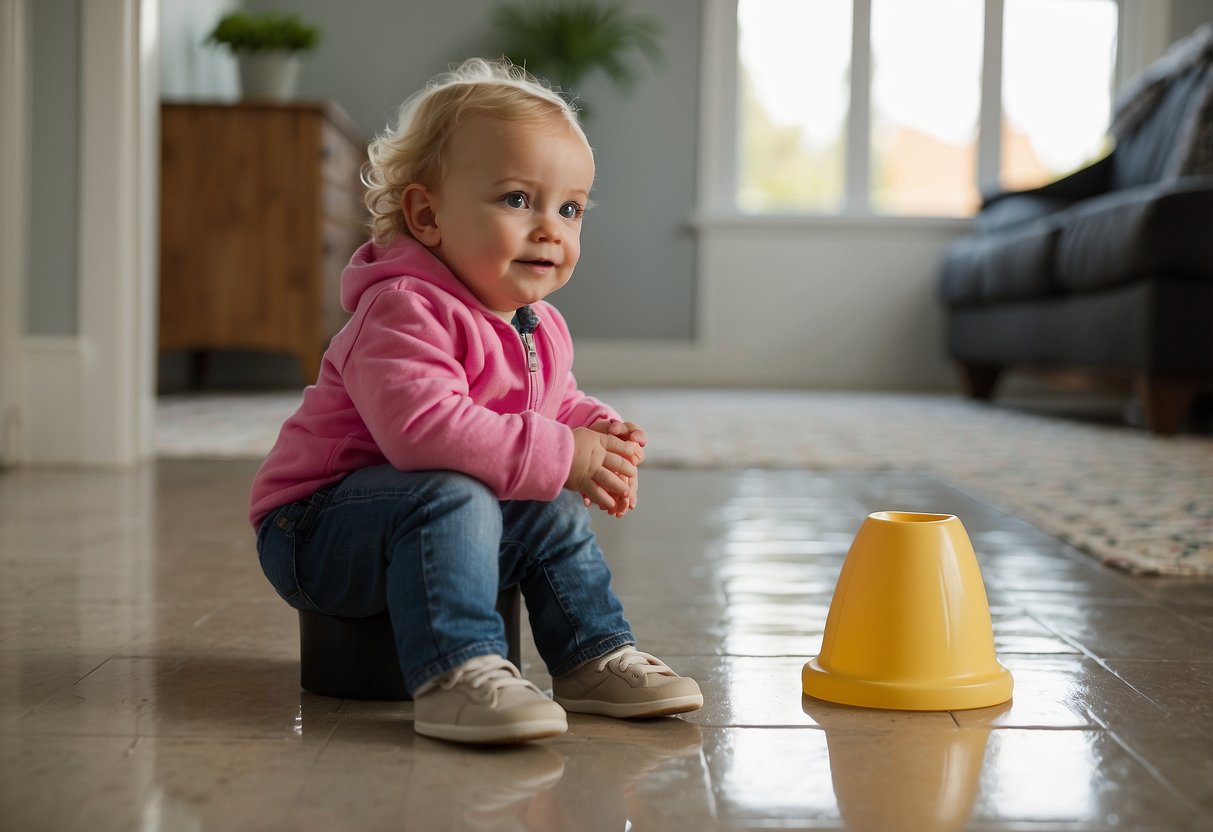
[205,11,321,101]
[492,1,663,116]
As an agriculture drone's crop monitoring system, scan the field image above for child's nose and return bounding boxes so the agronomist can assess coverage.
[532,213,563,243]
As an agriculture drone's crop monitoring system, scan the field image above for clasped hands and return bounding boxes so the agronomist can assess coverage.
[564,420,646,518]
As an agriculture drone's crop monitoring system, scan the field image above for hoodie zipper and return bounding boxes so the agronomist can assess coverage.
[520,330,539,411]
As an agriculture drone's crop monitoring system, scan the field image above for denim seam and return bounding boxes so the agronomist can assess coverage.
[540,560,634,676]
[417,518,441,663]
[327,487,429,508]
[287,528,327,615]
[295,486,337,541]
[388,482,503,690]
[408,640,510,694]
[326,474,494,513]
[549,633,636,678]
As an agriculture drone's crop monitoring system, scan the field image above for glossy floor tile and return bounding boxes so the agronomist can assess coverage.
[1,460,1211,830]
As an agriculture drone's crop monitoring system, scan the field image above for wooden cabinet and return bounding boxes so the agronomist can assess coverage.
[158,101,367,384]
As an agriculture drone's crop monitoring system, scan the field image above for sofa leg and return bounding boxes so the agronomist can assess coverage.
[1136,375,1196,435]
[959,364,1002,401]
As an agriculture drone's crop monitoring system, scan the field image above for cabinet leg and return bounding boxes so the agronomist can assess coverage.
[1136,375,1196,435]
[190,351,210,390]
[959,363,1002,401]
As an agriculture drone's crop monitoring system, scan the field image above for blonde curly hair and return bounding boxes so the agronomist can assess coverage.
[362,57,589,245]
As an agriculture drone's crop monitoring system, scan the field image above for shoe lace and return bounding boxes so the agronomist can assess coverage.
[439,655,541,705]
[598,647,675,678]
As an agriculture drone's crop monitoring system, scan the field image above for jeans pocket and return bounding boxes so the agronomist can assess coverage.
[257,507,309,610]
[293,485,336,542]
[259,491,339,614]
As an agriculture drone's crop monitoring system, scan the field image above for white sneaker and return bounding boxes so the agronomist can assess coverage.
[413,654,568,745]
[553,647,703,718]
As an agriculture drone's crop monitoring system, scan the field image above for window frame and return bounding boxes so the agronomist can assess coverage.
[698,0,1168,225]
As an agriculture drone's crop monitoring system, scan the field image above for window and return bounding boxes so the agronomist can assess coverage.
[1001,0,1119,191]
[737,0,851,212]
[730,0,1120,218]
[869,0,985,215]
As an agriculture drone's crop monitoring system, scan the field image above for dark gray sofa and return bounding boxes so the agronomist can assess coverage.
[938,24,1213,433]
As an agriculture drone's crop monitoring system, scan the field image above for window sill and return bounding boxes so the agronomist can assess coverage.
[690,210,974,233]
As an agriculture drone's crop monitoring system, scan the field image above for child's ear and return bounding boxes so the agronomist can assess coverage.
[401,184,441,247]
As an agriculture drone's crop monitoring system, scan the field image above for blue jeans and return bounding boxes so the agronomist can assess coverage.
[256,465,635,693]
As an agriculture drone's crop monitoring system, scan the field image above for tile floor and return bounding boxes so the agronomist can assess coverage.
[1,459,1211,831]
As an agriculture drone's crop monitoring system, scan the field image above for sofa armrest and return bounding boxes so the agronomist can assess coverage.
[982,153,1114,205]
[976,155,1115,233]
[1054,174,1213,293]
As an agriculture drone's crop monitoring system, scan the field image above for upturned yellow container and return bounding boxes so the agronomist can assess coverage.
[803,511,1013,711]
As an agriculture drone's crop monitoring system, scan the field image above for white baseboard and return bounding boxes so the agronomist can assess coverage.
[20,335,85,466]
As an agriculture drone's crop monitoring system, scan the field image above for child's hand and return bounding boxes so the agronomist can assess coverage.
[566,428,640,514]
[588,420,647,464]
[587,420,647,516]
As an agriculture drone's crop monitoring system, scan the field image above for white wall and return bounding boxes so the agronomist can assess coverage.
[576,218,965,389]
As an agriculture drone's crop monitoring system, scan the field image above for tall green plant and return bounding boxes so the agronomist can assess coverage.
[493,1,663,110]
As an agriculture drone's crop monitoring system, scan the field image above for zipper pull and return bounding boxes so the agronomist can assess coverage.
[521,331,538,372]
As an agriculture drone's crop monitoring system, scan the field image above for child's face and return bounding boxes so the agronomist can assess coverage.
[422,114,595,321]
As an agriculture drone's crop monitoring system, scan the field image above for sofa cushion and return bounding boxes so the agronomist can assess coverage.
[945,278,1213,373]
[1054,175,1213,294]
[939,218,1061,307]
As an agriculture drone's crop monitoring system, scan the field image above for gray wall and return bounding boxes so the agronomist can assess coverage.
[160,0,241,99]
[1171,0,1213,40]
[245,0,701,343]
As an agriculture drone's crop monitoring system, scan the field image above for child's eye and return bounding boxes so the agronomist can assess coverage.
[504,192,529,209]
[559,202,584,219]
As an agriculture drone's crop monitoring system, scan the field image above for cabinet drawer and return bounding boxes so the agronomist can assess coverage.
[159,101,366,382]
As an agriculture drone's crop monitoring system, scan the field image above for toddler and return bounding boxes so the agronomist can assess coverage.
[249,58,702,745]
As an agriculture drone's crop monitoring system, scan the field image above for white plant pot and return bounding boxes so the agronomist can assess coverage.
[237,52,302,101]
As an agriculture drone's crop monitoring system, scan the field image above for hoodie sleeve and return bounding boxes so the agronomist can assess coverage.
[555,369,620,428]
[339,287,573,501]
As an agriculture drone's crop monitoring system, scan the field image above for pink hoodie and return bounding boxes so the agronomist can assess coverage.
[248,236,618,528]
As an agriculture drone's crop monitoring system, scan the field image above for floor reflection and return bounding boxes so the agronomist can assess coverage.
[804,698,1009,832]
[398,717,706,832]
[977,729,1104,823]
[403,739,566,830]
[294,700,708,832]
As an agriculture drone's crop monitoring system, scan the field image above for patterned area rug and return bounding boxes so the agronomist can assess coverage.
[156,390,1213,576]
